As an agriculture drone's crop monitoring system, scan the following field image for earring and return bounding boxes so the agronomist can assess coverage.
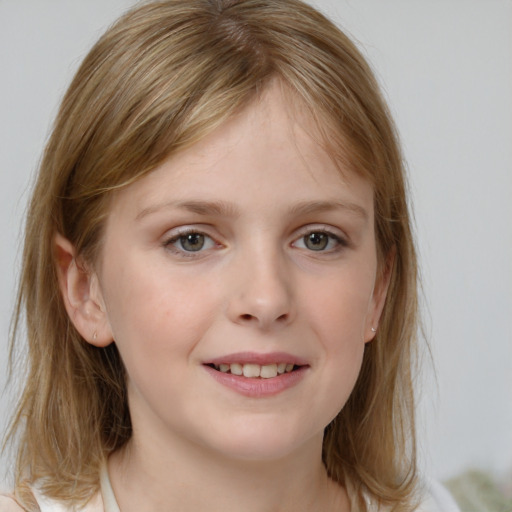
[371,327,377,333]
[92,331,98,341]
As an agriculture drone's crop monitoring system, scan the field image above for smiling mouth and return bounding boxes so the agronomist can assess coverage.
[206,362,301,379]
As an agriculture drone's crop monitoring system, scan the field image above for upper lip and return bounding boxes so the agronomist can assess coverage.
[204,351,309,366]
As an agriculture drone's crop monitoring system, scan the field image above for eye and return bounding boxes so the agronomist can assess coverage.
[303,232,330,251]
[292,230,345,252]
[178,233,207,252]
[164,230,216,254]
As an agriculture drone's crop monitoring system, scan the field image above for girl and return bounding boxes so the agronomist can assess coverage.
[1,1,459,510]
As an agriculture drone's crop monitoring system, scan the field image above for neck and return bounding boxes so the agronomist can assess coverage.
[108,432,349,512]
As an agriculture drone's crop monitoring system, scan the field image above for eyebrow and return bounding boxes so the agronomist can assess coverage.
[289,200,369,221]
[135,199,368,222]
[136,200,240,221]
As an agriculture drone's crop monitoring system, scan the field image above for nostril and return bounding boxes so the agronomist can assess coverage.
[239,313,288,323]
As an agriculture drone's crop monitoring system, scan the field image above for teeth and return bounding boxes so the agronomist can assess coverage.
[260,364,278,378]
[243,364,260,378]
[230,363,243,376]
[213,362,296,378]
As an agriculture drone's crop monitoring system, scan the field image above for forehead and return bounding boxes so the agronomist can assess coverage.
[107,81,374,222]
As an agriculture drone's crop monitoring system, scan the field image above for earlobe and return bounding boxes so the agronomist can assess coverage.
[364,247,395,343]
[54,233,113,347]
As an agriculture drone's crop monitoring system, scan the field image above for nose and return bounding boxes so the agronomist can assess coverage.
[226,246,294,330]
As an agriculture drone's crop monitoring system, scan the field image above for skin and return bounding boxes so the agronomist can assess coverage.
[56,81,390,512]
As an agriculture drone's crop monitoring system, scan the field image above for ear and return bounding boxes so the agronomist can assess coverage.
[54,233,113,347]
[364,247,395,343]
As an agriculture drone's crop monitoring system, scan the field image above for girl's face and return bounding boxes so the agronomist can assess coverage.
[89,82,387,462]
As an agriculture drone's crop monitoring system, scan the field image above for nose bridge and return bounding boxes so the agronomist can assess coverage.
[227,235,294,329]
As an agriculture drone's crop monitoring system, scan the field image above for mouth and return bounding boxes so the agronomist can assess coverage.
[206,362,301,379]
[202,352,309,396]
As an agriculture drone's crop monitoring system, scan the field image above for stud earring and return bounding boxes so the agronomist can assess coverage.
[92,331,98,341]
[371,327,377,333]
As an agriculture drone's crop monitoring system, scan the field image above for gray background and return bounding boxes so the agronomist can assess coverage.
[1,0,511,483]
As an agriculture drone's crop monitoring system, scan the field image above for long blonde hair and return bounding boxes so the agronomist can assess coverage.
[5,1,420,510]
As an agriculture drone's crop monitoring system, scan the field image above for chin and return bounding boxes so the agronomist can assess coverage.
[202,419,322,463]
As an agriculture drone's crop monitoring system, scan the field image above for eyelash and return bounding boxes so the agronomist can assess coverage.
[163,228,218,258]
[162,227,348,258]
[292,228,348,254]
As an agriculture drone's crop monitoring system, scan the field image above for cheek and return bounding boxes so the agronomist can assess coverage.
[304,268,375,341]
[301,269,374,407]
[101,258,219,369]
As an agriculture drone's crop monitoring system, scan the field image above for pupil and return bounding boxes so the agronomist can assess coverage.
[305,233,328,251]
[181,233,204,251]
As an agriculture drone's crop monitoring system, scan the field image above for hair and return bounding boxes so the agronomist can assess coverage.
[4,0,420,510]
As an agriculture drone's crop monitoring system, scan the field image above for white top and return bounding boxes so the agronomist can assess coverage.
[0,471,460,511]
[0,468,117,512]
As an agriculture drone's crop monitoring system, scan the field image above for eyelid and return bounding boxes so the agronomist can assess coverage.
[291,225,349,251]
[162,226,221,257]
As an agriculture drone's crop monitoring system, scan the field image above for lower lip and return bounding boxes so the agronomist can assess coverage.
[203,365,308,398]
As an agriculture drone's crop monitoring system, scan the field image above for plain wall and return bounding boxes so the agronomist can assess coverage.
[1,0,511,483]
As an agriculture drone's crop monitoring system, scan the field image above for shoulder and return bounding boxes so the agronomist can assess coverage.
[363,480,461,512]
[0,489,104,512]
[31,487,104,512]
[0,495,25,512]
[415,480,460,512]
